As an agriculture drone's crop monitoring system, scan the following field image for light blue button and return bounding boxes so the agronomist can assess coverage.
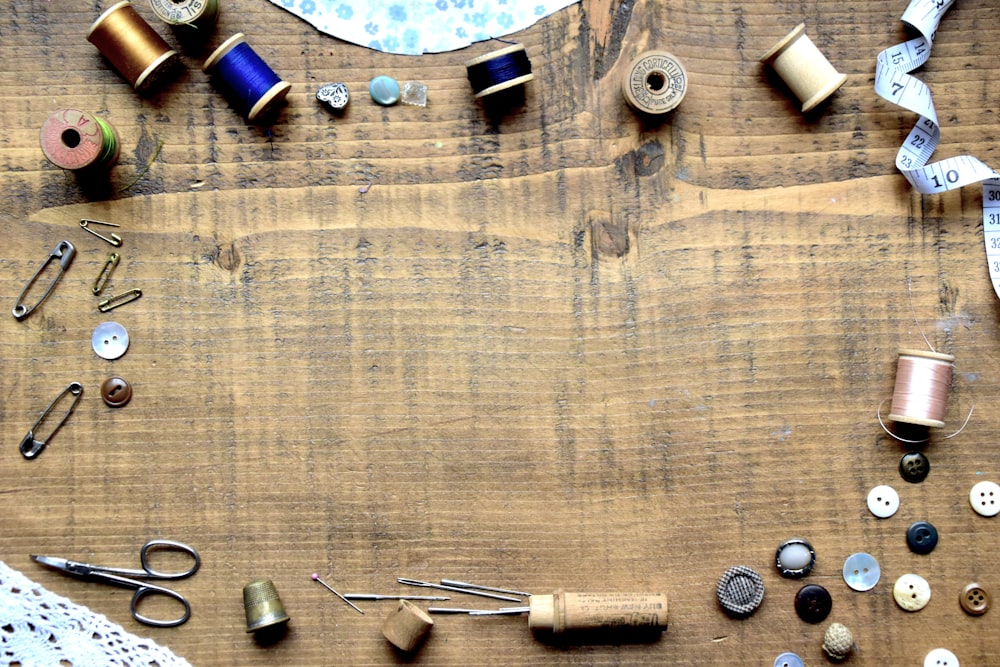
[369,75,400,106]
[774,652,804,667]
[843,552,880,591]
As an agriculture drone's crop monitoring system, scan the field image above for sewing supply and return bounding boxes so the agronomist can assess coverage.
[464,44,534,99]
[439,579,531,598]
[31,540,200,627]
[19,382,83,460]
[369,75,400,106]
[760,23,847,113]
[148,0,219,32]
[381,600,434,652]
[311,573,364,614]
[87,1,179,92]
[243,579,290,632]
[80,219,123,247]
[12,240,76,321]
[101,377,133,408]
[401,81,428,107]
[93,253,121,296]
[888,349,954,428]
[397,578,521,602]
[316,83,349,112]
[822,622,854,661]
[99,289,143,313]
[621,51,687,116]
[92,321,130,360]
[343,594,449,601]
[39,109,120,172]
[203,33,292,123]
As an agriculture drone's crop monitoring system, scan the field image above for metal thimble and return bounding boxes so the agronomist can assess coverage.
[243,579,290,633]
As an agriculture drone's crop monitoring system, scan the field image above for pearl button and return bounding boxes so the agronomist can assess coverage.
[842,552,880,592]
[773,652,804,667]
[92,321,129,360]
[969,480,1000,517]
[893,573,931,611]
[866,484,899,518]
[924,648,959,667]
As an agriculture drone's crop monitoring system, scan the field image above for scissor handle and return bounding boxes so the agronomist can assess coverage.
[130,582,192,628]
[140,539,201,580]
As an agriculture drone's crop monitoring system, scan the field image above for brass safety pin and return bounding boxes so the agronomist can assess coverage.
[12,240,76,321]
[80,219,123,247]
[20,382,84,459]
[98,288,142,312]
[92,252,120,295]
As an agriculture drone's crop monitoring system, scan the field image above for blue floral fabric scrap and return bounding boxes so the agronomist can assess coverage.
[268,0,579,55]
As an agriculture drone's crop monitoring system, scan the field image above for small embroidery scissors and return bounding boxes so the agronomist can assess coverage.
[31,539,200,627]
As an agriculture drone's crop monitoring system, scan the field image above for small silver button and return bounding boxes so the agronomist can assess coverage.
[92,321,129,360]
[842,552,880,592]
[773,652,804,667]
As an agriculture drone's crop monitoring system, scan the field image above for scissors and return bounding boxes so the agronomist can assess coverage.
[30,539,200,627]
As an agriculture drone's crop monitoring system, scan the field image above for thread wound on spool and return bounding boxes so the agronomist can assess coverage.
[760,23,847,113]
[40,109,120,171]
[622,51,687,115]
[203,33,291,122]
[464,44,534,99]
[149,0,219,30]
[87,1,178,92]
[888,348,955,428]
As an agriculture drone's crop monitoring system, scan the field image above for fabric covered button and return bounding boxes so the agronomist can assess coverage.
[969,480,1000,517]
[775,538,815,578]
[369,75,401,105]
[959,583,989,616]
[894,573,931,611]
[842,552,880,592]
[867,484,900,518]
[822,622,854,661]
[906,520,938,554]
[899,451,930,483]
[92,321,129,360]
[716,565,765,618]
[924,648,959,667]
[794,583,832,623]
[100,376,132,407]
[773,652,804,667]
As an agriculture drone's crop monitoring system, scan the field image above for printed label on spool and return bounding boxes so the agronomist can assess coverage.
[40,109,106,170]
[149,0,217,27]
[622,51,687,115]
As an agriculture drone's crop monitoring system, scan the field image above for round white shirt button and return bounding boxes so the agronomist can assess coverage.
[774,652,804,667]
[867,484,900,518]
[842,552,880,592]
[92,321,129,360]
[894,573,931,611]
[969,480,1000,517]
[924,648,959,666]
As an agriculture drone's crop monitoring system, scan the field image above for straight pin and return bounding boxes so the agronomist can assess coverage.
[312,573,365,614]
[397,578,521,602]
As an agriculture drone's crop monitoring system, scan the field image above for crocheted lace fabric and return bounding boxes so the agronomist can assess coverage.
[0,561,190,667]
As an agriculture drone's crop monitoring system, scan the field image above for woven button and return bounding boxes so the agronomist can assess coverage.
[822,622,854,661]
[866,484,899,518]
[899,451,930,483]
[716,565,765,618]
[773,652,804,667]
[842,552,880,592]
[969,480,1000,517]
[100,376,132,407]
[794,583,832,623]
[906,520,938,554]
[369,75,400,105]
[924,648,959,667]
[894,573,931,611]
[775,538,815,578]
[92,321,129,360]
[959,583,989,616]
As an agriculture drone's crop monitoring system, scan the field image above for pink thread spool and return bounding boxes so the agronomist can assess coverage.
[888,349,955,429]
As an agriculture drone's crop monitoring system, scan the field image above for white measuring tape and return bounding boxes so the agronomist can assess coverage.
[874,0,1000,297]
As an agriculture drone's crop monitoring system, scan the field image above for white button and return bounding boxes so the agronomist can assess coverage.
[92,321,129,360]
[924,648,959,667]
[774,653,804,667]
[969,481,1000,517]
[867,485,900,518]
[842,552,880,591]
[894,573,931,611]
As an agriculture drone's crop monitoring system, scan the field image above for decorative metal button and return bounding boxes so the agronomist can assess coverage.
[959,583,989,616]
[899,451,930,483]
[924,648,959,667]
[893,573,931,611]
[842,552,880,592]
[316,82,349,111]
[92,321,129,360]
[773,652,804,667]
[969,480,1000,517]
[867,484,899,518]
[794,583,832,623]
[775,538,815,578]
[716,565,765,618]
[906,520,938,554]
[369,75,400,106]
[100,376,132,407]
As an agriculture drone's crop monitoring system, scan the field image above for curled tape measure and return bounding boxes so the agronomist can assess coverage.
[874,0,1000,297]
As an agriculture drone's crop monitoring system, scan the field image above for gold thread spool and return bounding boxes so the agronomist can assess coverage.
[148,0,219,32]
[39,109,120,171]
[760,23,847,113]
[888,348,955,428]
[87,1,179,92]
[622,51,687,115]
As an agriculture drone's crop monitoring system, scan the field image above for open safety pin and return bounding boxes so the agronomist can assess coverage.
[12,240,76,321]
[20,382,83,459]
[80,219,123,247]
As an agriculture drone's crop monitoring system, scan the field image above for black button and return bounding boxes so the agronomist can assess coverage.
[716,566,765,618]
[906,520,938,554]
[794,584,832,623]
[899,451,930,483]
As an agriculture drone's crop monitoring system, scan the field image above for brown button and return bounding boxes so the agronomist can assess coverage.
[960,583,990,616]
[100,376,132,407]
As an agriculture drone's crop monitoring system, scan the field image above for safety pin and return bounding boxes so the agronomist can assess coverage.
[80,219,123,247]
[12,240,76,321]
[20,382,84,459]
[92,252,120,295]
[397,578,522,602]
[98,288,142,312]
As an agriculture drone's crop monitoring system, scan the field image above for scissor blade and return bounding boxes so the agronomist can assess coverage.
[30,555,72,570]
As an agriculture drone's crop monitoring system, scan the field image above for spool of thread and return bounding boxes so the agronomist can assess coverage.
[760,23,847,113]
[203,33,292,122]
[621,51,687,115]
[87,1,179,92]
[148,0,219,32]
[888,348,955,428]
[39,109,120,171]
[464,44,534,99]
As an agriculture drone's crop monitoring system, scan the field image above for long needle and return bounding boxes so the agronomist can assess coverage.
[312,573,365,614]
[397,578,522,602]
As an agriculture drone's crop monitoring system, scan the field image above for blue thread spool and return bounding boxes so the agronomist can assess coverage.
[203,33,291,122]
[464,44,534,99]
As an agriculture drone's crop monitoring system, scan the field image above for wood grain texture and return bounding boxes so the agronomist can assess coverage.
[2,0,999,664]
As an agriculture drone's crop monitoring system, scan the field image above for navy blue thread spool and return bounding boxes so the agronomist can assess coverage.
[203,33,291,122]
[464,44,534,99]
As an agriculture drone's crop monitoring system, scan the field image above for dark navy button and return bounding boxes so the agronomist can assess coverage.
[899,451,930,483]
[794,584,832,623]
[906,520,938,554]
[716,566,765,618]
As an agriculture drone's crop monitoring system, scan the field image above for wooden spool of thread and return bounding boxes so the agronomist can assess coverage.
[39,108,120,171]
[148,0,219,32]
[87,1,179,92]
[888,348,955,428]
[203,33,292,123]
[622,51,687,115]
[760,23,847,113]
[464,44,534,99]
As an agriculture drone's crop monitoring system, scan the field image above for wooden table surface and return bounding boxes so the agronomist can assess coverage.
[2,0,999,664]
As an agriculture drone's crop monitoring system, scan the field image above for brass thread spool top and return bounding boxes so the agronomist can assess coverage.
[242,579,290,633]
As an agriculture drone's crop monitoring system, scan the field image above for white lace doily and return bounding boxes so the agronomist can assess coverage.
[0,561,191,667]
